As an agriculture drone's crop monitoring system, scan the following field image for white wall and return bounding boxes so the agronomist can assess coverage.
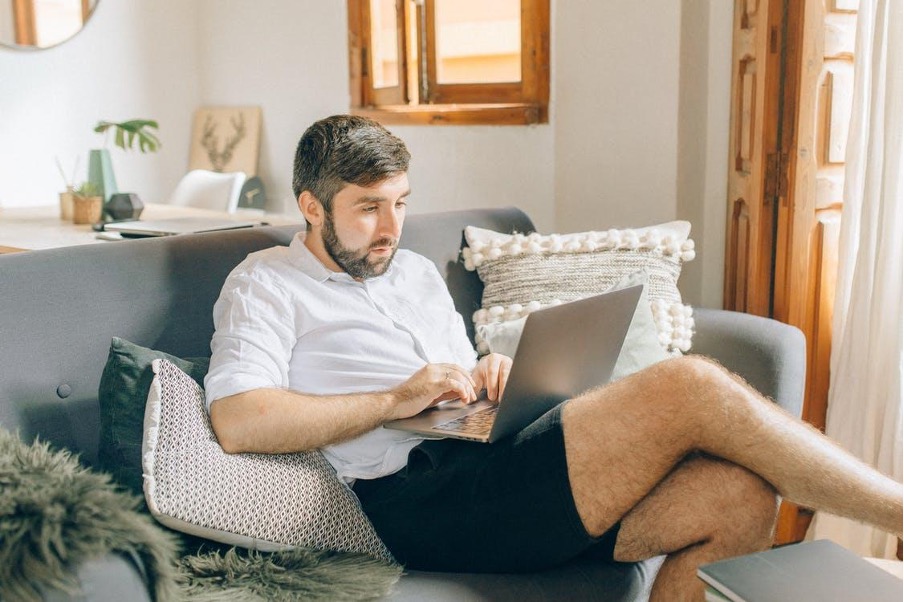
[195,0,348,217]
[399,125,555,231]
[0,0,13,43]
[0,0,200,207]
[0,0,731,307]
[555,1,682,232]
[677,0,733,308]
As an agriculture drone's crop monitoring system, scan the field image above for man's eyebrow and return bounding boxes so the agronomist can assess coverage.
[352,190,411,205]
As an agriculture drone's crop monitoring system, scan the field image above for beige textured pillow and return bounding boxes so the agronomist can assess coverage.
[477,271,670,381]
[142,358,392,561]
[463,222,696,355]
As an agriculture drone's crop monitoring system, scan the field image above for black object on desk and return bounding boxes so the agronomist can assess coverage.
[105,193,144,221]
[238,176,266,211]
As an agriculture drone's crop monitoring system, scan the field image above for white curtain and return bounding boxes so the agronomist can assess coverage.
[806,0,903,559]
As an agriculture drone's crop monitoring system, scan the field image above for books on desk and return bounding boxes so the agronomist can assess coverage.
[698,539,903,602]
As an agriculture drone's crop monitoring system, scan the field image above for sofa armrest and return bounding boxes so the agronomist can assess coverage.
[690,308,806,418]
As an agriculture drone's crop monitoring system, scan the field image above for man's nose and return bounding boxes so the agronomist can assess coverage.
[379,207,402,239]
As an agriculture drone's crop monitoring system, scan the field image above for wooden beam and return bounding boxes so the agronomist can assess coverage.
[352,102,541,125]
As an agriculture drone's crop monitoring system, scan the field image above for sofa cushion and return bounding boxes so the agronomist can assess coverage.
[142,358,392,561]
[477,271,670,382]
[97,337,209,498]
[462,222,696,355]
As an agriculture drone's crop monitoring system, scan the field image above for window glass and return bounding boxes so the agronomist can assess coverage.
[434,0,521,84]
[369,0,399,89]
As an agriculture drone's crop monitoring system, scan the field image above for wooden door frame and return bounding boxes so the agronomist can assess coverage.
[725,0,851,544]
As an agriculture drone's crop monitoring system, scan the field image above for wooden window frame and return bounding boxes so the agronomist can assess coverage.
[348,0,550,126]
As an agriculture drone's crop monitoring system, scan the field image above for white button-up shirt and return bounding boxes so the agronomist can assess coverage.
[205,234,478,482]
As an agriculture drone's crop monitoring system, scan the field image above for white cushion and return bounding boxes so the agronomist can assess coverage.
[463,222,696,355]
[141,358,392,560]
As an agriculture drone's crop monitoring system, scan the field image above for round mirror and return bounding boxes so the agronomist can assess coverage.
[0,0,99,51]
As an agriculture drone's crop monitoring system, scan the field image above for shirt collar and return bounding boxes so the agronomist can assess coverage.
[288,233,396,284]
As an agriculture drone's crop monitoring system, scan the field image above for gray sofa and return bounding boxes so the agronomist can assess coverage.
[0,207,806,601]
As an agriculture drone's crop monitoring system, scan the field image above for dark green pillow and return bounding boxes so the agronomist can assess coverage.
[97,337,209,498]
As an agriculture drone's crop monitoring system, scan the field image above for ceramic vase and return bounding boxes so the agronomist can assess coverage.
[87,149,118,203]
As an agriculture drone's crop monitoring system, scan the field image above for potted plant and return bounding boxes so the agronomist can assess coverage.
[71,181,103,225]
[88,119,161,203]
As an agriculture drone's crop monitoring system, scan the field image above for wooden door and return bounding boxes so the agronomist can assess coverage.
[774,0,858,543]
[725,0,859,544]
[775,1,858,428]
[724,0,785,317]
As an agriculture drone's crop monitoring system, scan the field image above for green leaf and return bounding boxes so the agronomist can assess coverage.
[93,119,161,153]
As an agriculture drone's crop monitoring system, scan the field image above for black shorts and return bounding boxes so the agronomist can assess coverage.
[353,404,620,573]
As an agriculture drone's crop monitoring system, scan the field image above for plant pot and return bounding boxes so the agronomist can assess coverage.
[72,195,103,225]
[59,191,74,221]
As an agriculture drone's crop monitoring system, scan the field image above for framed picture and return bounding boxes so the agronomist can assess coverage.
[189,106,262,175]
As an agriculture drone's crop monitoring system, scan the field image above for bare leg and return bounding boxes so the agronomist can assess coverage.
[614,454,779,601]
[562,356,903,595]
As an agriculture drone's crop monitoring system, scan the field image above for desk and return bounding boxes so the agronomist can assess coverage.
[0,204,303,253]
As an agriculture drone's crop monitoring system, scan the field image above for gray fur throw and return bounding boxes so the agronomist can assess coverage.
[0,428,181,601]
[0,429,402,601]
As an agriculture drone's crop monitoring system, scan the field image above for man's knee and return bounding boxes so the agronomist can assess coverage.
[567,355,733,444]
[611,456,778,563]
[647,354,766,420]
[712,460,779,549]
[618,355,730,416]
[658,354,730,389]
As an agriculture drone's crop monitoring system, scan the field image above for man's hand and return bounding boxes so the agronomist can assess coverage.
[389,363,478,420]
[472,353,513,403]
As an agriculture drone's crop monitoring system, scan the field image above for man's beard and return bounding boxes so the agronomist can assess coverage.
[321,211,398,279]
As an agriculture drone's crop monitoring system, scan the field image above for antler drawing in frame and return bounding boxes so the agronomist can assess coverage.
[200,112,247,172]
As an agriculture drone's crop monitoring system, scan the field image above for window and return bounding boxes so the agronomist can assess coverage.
[347,0,550,125]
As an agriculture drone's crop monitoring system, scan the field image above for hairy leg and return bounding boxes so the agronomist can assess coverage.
[562,355,902,549]
[613,454,779,601]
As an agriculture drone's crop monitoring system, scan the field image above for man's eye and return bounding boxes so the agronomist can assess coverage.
[363,206,378,213]
[396,201,407,209]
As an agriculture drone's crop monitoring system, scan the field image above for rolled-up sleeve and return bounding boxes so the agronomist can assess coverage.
[204,269,297,411]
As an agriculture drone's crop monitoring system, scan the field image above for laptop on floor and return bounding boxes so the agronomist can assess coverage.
[104,217,257,238]
[384,284,643,443]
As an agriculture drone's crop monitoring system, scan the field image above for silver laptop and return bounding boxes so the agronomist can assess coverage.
[104,217,257,238]
[384,284,642,443]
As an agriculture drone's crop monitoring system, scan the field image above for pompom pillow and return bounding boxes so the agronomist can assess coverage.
[477,271,670,381]
[462,221,696,355]
[142,358,392,561]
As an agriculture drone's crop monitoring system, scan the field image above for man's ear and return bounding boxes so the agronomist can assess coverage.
[298,191,324,227]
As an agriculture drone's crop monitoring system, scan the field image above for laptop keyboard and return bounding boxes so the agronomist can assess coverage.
[434,406,499,436]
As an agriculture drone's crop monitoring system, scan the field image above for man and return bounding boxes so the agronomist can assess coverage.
[205,115,902,601]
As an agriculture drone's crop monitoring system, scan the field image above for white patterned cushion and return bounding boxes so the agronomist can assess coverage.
[141,358,392,561]
[462,222,696,355]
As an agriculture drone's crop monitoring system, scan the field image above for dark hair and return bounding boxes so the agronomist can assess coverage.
[292,115,410,214]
